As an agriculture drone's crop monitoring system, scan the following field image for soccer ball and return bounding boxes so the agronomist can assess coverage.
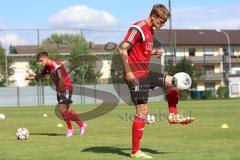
[0,113,6,120]
[146,114,156,124]
[42,113,48,118]
[16,128,29,140]
[173,72,192,90]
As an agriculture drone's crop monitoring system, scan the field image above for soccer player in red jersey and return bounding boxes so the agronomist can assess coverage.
[119,4,192,158]
[25,51,87,137]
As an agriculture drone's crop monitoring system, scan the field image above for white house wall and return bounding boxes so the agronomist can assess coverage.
[10,57,30,87]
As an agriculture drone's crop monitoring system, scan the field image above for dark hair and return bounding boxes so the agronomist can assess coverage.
[150,4,171,20]
[37,51,49,60]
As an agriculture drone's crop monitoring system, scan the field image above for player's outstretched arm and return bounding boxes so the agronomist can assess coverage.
[25,72,46,81]
[25,75,36,81]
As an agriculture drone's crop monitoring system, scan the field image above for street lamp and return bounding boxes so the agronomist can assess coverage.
[216,29,231,74]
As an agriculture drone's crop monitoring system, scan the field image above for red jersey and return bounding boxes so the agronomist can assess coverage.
[124,20,154,78]
[36,60,73,92]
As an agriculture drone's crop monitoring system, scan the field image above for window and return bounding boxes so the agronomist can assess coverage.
[164,48,171,56]
[205,82,215,91]
[176,48,183,57]
[204,48,214,56]
[205,65,214,73]
[188,48,195,56]
[223,47,234,56]
[231,84,239,94]
[223,47,227,55]
[232,48,235,55]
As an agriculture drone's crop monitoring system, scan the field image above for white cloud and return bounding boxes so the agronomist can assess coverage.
[0,33,26,46]
[48,4,118,28]
[172,5,240,29]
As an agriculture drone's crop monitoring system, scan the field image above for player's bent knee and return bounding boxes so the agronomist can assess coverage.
[165,75,174,86]
[59,99,72,105]
[132,97,148,105]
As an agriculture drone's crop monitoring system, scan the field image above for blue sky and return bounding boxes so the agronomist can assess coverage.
[0,0,240,45]
[0,0,240,29]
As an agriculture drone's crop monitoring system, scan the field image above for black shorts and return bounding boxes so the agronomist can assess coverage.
[57,90,73,105]
[126,72,165,105]
[149,71,166,89]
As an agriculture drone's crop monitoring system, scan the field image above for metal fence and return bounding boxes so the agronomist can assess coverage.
[0,84,165,107]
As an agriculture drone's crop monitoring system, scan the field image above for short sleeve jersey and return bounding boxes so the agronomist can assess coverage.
[123,20,154,78]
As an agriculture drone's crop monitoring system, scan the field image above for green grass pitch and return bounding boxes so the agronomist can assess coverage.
[0,99,240,160]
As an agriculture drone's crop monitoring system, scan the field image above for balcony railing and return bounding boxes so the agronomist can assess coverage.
[199,73,224,80]
[171,55,240,63]
[175,56,222,63]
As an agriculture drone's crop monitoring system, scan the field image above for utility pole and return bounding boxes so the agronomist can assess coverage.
[168,0,175,64]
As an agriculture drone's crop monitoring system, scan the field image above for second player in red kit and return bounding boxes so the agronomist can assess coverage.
[26,51,87,138]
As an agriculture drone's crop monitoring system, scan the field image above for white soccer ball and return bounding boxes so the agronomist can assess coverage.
[146,114,156,124]
[16,128,29,140]
[42,114,48,118]
[173,72,192,90]
[0,113,6,120]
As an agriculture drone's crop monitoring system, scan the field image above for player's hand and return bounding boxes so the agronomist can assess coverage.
[125,72,138,86]
[125,71,135,80]
[25,75,34,80]
[152,48,164,58]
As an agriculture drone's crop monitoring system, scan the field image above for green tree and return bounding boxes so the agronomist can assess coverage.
[42,33,88,46]
[0,46,14,86]
[217,86,227,99]
[69,41,102,84]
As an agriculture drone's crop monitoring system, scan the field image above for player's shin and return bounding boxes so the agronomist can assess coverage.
[132,114,146,154]
[66,120,72,129]
[166,86,179,114]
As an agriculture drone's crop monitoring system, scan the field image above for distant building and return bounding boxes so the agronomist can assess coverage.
[154,29,240,97]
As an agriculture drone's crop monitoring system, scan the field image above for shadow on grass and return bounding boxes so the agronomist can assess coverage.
[81,146,173,158]
[31,133,65,136]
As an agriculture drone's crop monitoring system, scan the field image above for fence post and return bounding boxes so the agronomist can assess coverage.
[17,86,20,106]
[117,83,120,99]
[80,84,83,104]
[42,85,45,105]
[94,83,96,104]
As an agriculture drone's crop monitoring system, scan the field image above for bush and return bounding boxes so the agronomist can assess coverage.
[202,91,215,99]
[216,86,229,98]
[217,86,225,98]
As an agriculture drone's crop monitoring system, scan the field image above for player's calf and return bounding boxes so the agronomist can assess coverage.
[79,122,87,136]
